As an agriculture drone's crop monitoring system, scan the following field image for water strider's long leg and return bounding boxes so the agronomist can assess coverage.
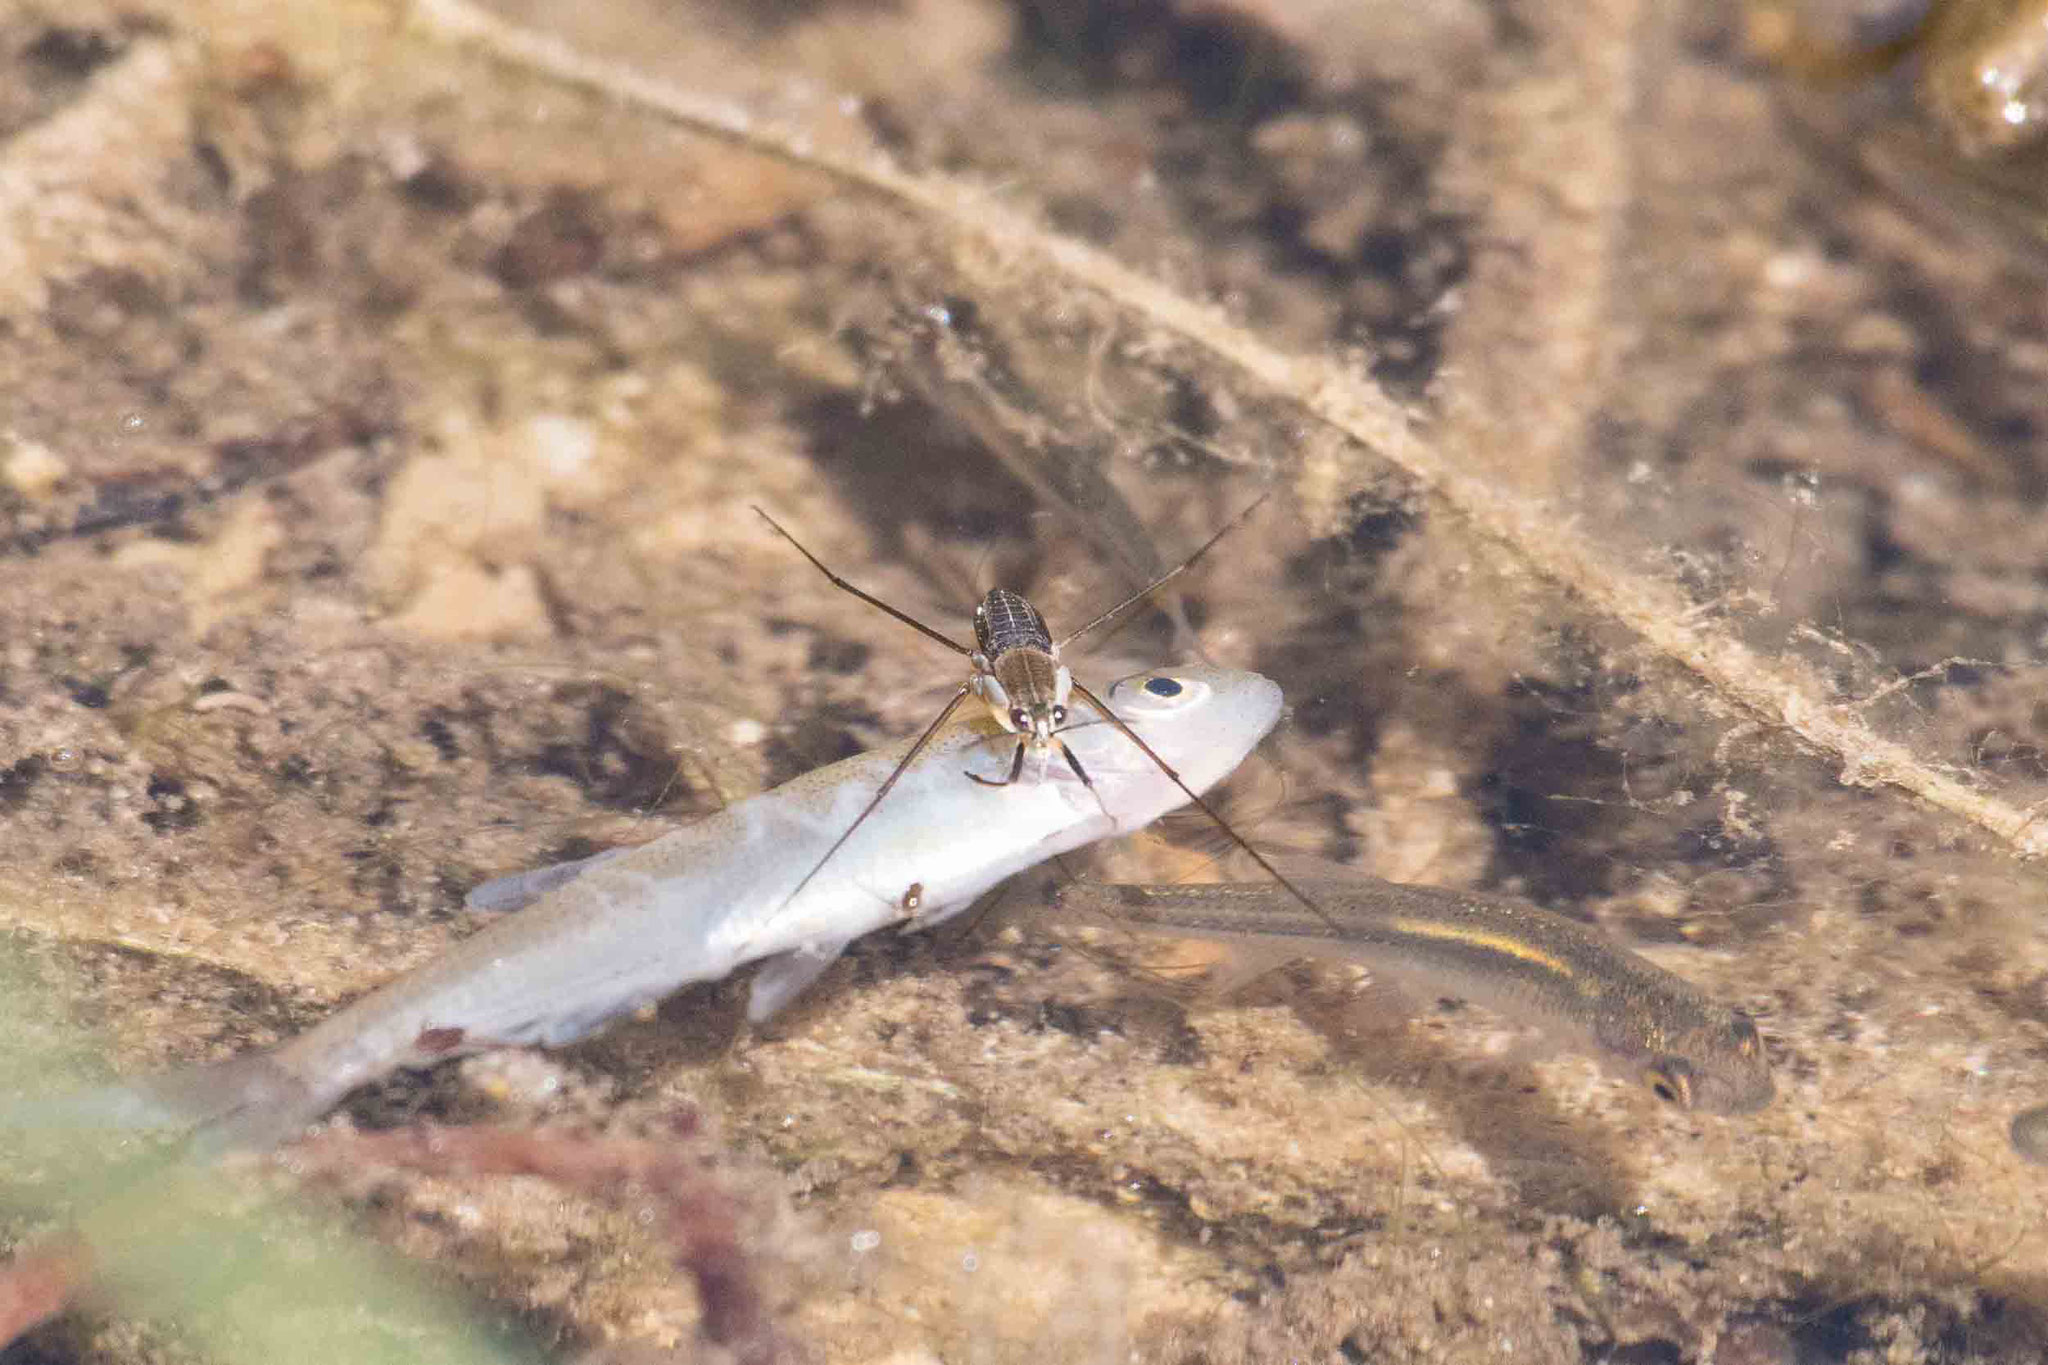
[1054,738,1092,789]
[754,508,1005,933]
[752,507,970,657]
[1066,677,1339,933]
[773,684,975,917]
[966,735,1094,790]
[967,737,1031,789]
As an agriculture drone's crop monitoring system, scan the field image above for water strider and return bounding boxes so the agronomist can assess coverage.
[20,663,1286,1150]
[1048,875,1776,1115]
[753,497,1344,934]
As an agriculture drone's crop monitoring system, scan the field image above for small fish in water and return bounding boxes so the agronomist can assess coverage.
[1048,874,1776,1116]
[18,664,1285,1151]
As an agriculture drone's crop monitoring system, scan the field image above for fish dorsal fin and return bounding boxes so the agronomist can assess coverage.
[464,845,638,912]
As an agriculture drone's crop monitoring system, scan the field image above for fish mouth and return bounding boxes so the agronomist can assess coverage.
[1682,1060,1775,1116]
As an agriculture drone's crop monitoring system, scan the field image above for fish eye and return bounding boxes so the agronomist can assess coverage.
[1645,1058,1695,1108]
[1113,671,1211,715]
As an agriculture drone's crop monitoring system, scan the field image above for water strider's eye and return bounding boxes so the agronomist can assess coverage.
[1143,677,1184,698]
[1009,707,1029,731]
[1051,705,1067,725]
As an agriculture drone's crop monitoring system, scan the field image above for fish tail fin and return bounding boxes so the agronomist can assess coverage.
[5,1050,325,1153]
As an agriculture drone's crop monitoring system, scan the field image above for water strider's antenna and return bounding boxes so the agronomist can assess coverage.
[1055,491,1271,649]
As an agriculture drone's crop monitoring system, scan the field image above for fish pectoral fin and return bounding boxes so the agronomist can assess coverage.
[745,938,856,1022]
[465,845,637,912]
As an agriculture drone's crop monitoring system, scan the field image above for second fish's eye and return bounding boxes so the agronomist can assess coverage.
[1143,676,1185,698]
[1645,1058,1695,1108]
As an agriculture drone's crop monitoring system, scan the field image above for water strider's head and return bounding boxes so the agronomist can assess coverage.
[972,588,1072,743]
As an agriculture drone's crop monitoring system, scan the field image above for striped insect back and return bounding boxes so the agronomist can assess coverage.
[972,589,1070,747]
[968,587,1076,787]
[973,588,1052,658]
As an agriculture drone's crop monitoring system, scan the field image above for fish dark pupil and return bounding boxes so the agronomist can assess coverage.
[1144,677,1184,697]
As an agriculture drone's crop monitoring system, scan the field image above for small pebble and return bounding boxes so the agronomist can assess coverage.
[1,437,66,500]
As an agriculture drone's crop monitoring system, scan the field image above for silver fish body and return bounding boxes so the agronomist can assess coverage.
[46,664,1282,1148]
